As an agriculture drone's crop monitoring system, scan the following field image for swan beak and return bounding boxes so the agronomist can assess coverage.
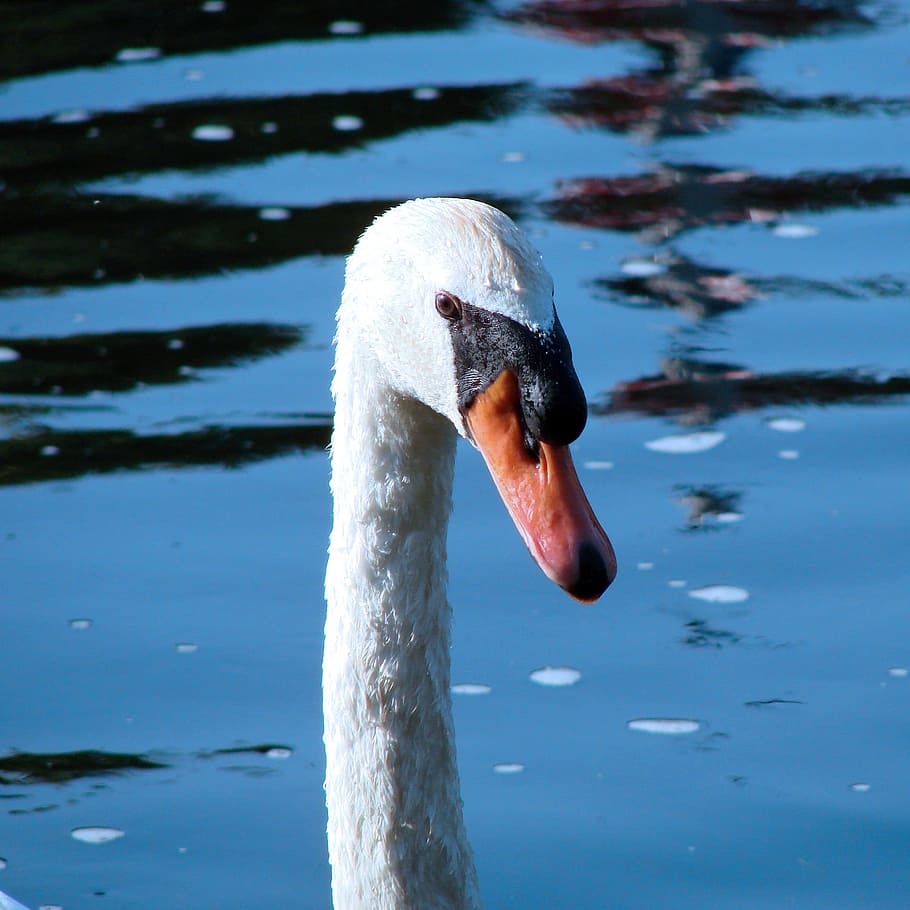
[464,370,617,602]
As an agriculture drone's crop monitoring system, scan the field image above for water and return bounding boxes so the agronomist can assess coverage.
[1,2,909,908]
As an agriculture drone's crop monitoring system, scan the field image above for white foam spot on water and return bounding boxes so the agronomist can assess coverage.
[767,417,806,433]
[167,338,184,350]
[52,109,92,124]
[329,20,364,35]
[332,115,363,132]
[715,512,744,523]
[0,347,19,363]
[258,207,291,222]
[501,151,525,163]
[452,683,492,696]
[493,762,525,774]
[669,579,687,588]
[261,121,279,134]
[645,431,726,454]
[689,585,750,604]
[266,747,292,760]
[69,618,93,631]
[413,87,440,101]
[772,223,819,239]
[201,0,226,11]
[0,857,7,870]
[637,562,654,571]
[584,460,614,470]
[39,905,64,910]
[115,47,162,63]
[620,258,666,277]
[192,124,234,142]
[529,666,581,687]
[628,718,700,735]
[849,782,871,792]
[40,445,60,457]
[175,642,198,653]
[71,826,125,845]
[888,667,908,678]
[778,449,800,460]
[184,67,205,81]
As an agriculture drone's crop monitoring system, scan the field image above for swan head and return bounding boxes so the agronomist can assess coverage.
[339,197,617,600]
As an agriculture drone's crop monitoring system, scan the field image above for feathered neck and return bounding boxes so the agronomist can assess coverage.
[324,326,482,909]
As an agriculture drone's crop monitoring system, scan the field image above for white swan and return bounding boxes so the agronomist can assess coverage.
[324,198,617,910]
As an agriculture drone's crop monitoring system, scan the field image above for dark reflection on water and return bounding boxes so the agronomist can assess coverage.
[0,744,296,788]
[0,194,405,293]
[0,421,331,488]
[0,318,321,486]
[0,323,303,395]
[199,744,293,759]
[513,0,889,141]
[505,0,874,38]
[0,402,110,421]
[596,253,757,319]
[674,484,744,531]
[1,0,487,80]
[547,165,910,237]
[0,83,526,190]
[547,76,910,140]
[599,258,910,320]
[0,750,166,786]
[0,745,296,817]
[682,618,743,649]
[598,358,910,422]
[744,697,805,708]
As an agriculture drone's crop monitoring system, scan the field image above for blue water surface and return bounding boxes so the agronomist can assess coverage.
[1,2,909,908]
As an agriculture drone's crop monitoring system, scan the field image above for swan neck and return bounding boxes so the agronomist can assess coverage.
[324,355,482,910]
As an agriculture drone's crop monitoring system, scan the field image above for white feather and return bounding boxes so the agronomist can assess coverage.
[0,890,32,910]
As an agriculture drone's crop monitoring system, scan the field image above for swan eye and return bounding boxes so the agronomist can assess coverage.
[435,291,463,322]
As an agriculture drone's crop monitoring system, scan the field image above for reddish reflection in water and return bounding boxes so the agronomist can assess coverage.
[596,252,758,319]
[546,73,910,140]
[503,0,874,46]
[512,0,901,143]
[546,165,910,239]
[598,357,910,423]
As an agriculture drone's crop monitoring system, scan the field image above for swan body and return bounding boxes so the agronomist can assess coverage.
[324,198,616,909]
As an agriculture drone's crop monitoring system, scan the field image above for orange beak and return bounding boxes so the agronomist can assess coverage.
[464,370,617,602]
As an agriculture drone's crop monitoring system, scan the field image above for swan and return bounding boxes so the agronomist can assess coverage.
[324,197,617,910]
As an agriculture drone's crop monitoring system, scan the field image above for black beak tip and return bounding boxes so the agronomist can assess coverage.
[566,540,617,603]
